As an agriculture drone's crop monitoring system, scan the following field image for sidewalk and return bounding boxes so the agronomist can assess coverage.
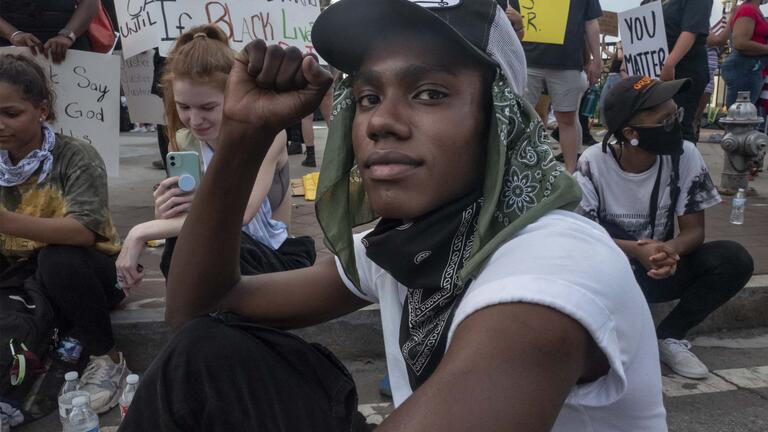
[109,125,768,330]
[15,124,768,432]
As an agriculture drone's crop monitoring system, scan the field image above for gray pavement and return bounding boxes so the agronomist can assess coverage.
[16,125,768,431]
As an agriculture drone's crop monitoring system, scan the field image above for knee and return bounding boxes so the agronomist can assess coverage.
[168,316,254,368]
[37,245,90,277]
[708,241,754,279]
[555,112,577,126]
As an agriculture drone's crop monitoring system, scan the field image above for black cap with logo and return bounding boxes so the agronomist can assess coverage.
[312,0,498,74]
[601,75,692,148]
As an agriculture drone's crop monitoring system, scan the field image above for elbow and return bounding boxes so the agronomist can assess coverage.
[74,231,97,248]
[164,306,192,330]
[733,39,748,51]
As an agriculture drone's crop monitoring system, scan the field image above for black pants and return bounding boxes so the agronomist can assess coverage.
[633,240,753,340]
[157,125,169,170]
[119,314,369,432]
[35,245,123,356]
[673,45,710,143]
[160,233,316,278]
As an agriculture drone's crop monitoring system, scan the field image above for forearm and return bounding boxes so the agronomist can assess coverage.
[585,20,601,63]
[665,32,697,68]
[166,122,275,328]
[666,227,704,257]
[64,0,98,37]
[0,17,18,40]
[127,217,186,243]
[0,212,95,247]
[614,239,639,259]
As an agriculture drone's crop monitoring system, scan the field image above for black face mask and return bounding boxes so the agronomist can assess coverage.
[633,120,683,155]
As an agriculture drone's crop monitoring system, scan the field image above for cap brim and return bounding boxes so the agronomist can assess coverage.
[638,78,692,110]
[312,0,494,74]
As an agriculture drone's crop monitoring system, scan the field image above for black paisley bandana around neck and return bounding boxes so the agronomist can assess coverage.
[315,71,583,388]
[363,192,482,390]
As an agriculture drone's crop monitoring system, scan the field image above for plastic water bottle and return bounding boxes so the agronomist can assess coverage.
[68,396,99,432]
[580,85,601,118]
[730,188,747,225]
[119,374,140,419]
[59,371,88,431]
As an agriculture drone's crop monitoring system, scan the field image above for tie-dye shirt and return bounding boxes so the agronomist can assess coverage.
[0,134,121,262]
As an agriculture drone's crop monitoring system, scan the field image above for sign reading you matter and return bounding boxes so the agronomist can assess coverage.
[0,48,121,176]
[116,0,322,59]
[619,2,668,79]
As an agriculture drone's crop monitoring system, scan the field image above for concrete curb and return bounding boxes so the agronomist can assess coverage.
[112,277,768,371]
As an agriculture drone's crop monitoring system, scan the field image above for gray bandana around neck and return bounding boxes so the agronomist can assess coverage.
[0,124,56,186]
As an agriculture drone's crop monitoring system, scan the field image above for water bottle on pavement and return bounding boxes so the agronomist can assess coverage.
[59,371,89,431]
[68,396,100,432]
[119,374,140,419]
[730,188,747,225]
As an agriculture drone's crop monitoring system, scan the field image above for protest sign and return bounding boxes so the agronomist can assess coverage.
[115,0,164,59]
[599,11,618,37]
[520,0,570,45]
[114,0,322,59]
[120,50,165,125]
[619,2,668,79]
[0,48,121,176]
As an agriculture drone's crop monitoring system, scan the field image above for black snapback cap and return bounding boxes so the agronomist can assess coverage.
[602,75,692,142]
[312,0,499,74]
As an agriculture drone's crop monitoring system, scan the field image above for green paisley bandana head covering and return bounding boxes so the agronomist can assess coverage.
[316,71,583,291]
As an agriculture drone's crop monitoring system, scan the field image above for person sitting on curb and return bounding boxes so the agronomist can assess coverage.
[574,75,754,380]
[116,25,314,291]
[120,1,668,430]
[0,53,129,413]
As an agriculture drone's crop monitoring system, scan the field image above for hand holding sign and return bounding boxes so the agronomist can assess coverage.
[225,40,332,136]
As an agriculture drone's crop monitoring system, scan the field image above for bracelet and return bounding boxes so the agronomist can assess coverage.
[9,30,23,41]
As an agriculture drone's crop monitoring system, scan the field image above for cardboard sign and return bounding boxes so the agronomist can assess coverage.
[120,50,165,125]
[520,0,571,45]
[599,11,618,37]
[115,0,322,59]
[619,2,668,79]
[0,48,121,176]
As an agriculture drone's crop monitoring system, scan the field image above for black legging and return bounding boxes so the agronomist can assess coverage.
[633,240,753,340]
[35,245,124,356]
[160,233,316,279]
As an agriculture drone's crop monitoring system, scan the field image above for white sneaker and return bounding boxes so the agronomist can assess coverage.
[658,338,709,379]
[79,353,129,414]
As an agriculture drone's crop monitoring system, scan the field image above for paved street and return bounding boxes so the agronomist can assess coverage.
[17,124,768,431]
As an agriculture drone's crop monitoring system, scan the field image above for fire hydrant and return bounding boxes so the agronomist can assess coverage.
[718,91,768,195]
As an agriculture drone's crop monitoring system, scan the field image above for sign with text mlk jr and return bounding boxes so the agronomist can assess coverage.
[619,2,668,79]
[520,0,570,45]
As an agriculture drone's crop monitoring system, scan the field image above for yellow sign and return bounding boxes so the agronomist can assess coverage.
[520,0,571,45]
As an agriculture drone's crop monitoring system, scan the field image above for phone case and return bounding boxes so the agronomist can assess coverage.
[166,151,202,191]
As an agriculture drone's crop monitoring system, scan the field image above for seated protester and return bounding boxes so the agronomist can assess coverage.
[0,54,129,412]
[115,25,314,291]
[574,76,754,380]
[120,1,668,431]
